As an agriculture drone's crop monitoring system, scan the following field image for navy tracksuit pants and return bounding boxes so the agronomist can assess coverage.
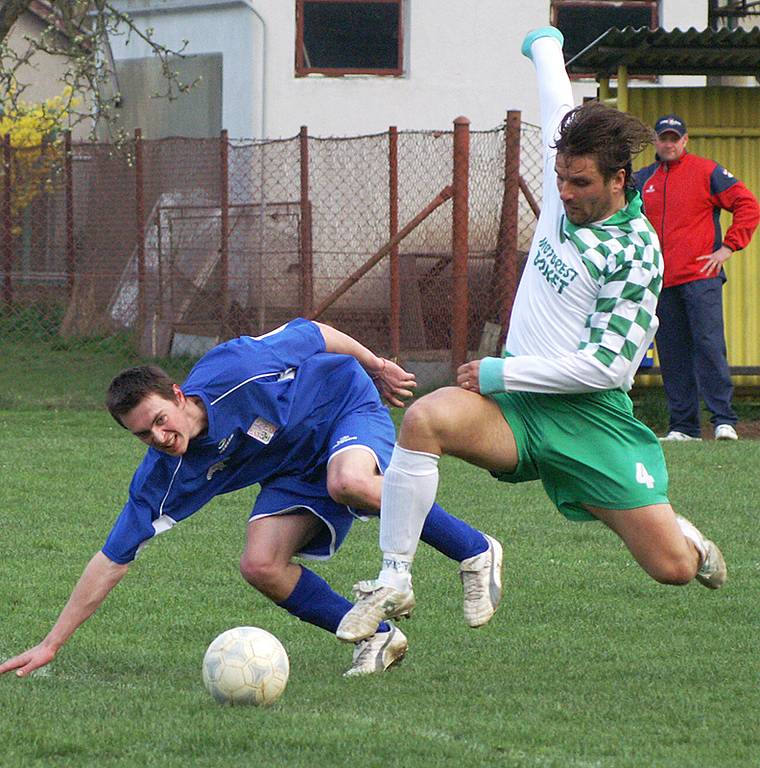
[655,276,737,437]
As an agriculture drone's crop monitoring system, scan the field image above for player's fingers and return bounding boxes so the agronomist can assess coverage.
[386,388,415,407]
[0,654,28,676]
[385,361,414,379]
[18,648,55,676]
[456,369,474,388]
[16,660,42,677]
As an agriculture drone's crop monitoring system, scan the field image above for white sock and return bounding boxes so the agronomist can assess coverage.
[675,514,706,564]
[530,34,574,150]
[377,444,440,590]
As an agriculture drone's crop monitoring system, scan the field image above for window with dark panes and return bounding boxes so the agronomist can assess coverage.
[296,0,403,76]
[551,1,658,63]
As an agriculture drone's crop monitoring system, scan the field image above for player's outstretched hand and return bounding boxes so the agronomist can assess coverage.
[0,643,56,677]
[370,358,416,407]
[456,360,482,394]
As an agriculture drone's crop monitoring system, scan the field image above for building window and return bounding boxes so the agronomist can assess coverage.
[296,0,403,76]
[551,1,658,63]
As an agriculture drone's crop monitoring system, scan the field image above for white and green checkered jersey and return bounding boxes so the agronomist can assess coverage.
[479,29,662,396]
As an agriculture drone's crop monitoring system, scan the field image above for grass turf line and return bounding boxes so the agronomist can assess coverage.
[1,410,759,767]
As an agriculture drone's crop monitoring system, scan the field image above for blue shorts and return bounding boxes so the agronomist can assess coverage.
[248,406,395,559]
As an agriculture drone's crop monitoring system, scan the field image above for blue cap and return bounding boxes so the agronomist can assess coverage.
[654,115,687,137]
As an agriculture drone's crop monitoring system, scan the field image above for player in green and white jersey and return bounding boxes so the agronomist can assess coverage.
[336,26,727,644]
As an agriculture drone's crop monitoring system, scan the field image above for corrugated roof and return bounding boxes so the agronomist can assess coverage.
[566,26,760,77]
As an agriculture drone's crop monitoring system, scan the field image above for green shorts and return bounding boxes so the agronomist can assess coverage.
[490,389,669,521]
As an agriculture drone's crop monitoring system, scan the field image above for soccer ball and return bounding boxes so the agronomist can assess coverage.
[202,626,290,706]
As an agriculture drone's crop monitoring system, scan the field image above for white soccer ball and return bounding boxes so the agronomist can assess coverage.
[202,626,290,706]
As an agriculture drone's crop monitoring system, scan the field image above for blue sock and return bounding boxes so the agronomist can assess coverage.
[420,503,488,562]
[277,567,390,635]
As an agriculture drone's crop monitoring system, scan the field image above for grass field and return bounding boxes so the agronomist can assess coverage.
[2,407,759,768]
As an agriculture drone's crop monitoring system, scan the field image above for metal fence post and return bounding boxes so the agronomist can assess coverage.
[64,130,75,299]
[389,126,400,360]
[451,116,470,374]
[299,125,313,315]
[2,134,12,309]
[220,129,230,338]
[495,110,521,343]
[134,128,145,342]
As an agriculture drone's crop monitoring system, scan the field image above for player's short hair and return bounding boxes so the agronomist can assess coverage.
[106,364,177,426]
[554,101,654,187]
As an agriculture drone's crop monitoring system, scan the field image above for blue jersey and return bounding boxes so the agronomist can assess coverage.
[102,319,385,564]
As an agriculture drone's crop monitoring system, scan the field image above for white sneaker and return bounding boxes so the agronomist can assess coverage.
[714,424,738,441]
[460,534,503,628]
[695,538,727,589]
[659,430,702,442]
[336,580,415,643]
[343,624,408,677]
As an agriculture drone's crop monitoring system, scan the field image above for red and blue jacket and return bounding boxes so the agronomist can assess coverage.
[634,152,759,288]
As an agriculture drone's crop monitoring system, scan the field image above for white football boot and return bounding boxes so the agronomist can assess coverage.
[695,538,727,589]
[460,534,503,627]
[336,581,415,643]
[343,624,408,677]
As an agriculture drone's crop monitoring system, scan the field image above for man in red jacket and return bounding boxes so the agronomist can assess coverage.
[635,114,759,441]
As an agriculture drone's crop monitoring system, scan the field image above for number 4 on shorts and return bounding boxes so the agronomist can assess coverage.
[635,462,655,489]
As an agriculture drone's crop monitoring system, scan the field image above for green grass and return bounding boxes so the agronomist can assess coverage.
[0,336,196,410]
[629,385,760,435]
[4,325,760,432]
[2,410,759,767]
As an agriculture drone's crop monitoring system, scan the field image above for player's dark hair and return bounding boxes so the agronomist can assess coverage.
[106,364,177,427]
[554,101,654,187]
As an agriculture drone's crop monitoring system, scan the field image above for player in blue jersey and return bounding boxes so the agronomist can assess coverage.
[0,319,502,679]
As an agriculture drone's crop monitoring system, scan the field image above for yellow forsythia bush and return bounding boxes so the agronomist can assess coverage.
[0,87,76,234]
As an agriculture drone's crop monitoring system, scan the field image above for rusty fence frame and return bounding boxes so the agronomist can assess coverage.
[1,115,538,375]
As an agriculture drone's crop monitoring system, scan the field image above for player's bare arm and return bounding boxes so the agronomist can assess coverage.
[0,552,129,677]
[315,321,416,407]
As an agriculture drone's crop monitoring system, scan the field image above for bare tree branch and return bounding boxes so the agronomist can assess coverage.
[1,1,195,142]
[0,0,32,45]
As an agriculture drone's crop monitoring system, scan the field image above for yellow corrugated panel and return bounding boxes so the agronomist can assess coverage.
[628,87,760,387]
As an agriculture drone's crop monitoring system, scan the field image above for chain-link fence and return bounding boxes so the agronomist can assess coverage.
[1,117,543,379]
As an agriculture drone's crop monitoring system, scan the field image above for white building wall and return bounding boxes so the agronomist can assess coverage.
[111,0,714,140]
[277,1,552,134]
[112,0,559,138]
[660,0,708,32]
[658,0,708,88]
[8,13,92,139]
[110,1,264,138]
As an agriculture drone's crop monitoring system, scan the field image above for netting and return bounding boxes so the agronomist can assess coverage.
[1,120,543,374]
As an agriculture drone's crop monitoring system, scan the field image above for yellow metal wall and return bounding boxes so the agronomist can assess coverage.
[627,86,760,386]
